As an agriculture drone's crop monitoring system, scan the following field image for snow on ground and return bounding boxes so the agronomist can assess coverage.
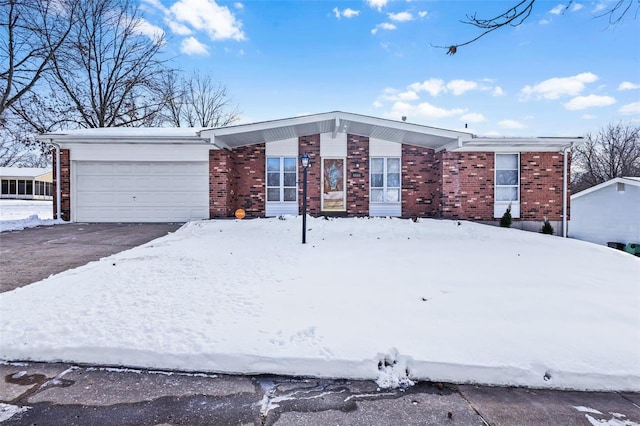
[0,217,638,391]
[0,200,63,232]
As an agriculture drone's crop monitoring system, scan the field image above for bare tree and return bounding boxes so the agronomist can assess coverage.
[0,0,76,118]
[571,122,640,193]
[435,0,639,54]
[160,71,240,128]
[1,112,50,167]
[49,0,168,128]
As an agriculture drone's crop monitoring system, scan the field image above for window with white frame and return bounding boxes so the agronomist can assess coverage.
[266,157,297,202]
[370,157,401,203]
[495,153,519,202]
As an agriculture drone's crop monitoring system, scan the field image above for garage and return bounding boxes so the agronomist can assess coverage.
[73,161,209,223]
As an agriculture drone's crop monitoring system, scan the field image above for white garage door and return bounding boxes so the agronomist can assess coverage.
[74,161,209,222]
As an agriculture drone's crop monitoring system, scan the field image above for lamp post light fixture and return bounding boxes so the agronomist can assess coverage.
[300,152,310,244]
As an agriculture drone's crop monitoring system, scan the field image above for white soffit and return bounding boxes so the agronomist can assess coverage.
[204,111,470,150]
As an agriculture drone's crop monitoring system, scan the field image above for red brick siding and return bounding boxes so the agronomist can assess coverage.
[209,146,265,218]
[209,150,233,217]
[402,145,439,218]
[299,135,321,216]
[346,135,369,216]
[438,152,495,220]
[53,149,71,221]
[520,152,565,221]
[232,144,265,217]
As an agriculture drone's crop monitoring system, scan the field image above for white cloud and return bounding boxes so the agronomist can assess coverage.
[388,101,466,120]
[571,3,584,11]
[371,22,396,34]
[409,78,446,96]
[581,114,597,119]
[379,89,419,102]
[333,7,360,19]
[418,11,428,18]
[234,2,243,9]
[592,2,607,13]
[619,102,640,115]
[460,113,487,123]
[170,0,245,41]
[365,0,388,11]
[618,81,640,90]
[549,4,565,15]
[167,19,192,35]
[373,100,384,108]
[180,36,209,55]
[133,18,165,40]
[446,79,478,96]
[520,72,598,100]
[539,19,551,24]
[564,94,616,110]
[388,11,413,22]
[493,86,505,96]
[499,120,525,129]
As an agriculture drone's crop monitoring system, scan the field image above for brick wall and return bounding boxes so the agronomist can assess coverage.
[299,135,321,216]
[53,149,71,221]
[402,145,439,219]
[232,144,265,217]
[520,152,565,221]
[209,145,266,218]
[438,152,495,220]
[209,150,233,217]
[346,135,369,216]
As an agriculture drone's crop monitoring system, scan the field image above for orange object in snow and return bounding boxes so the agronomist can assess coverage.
[235,209,246,219]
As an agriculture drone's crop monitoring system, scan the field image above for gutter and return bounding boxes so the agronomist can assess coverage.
[45,139,62,220]
[562,143,573,238]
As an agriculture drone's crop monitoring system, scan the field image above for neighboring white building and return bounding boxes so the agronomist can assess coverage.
[570,177,640,245]
[0,167,53,200]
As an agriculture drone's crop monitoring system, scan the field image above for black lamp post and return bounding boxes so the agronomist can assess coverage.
[300,152,310,244]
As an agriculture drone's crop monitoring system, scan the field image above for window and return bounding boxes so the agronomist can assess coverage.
[370,157,401,203]
[267,157,297,202]
[1,180,8,195]
[495,154,519,202]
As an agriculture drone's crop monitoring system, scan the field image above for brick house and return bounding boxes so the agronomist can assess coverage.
[40,112,577,234]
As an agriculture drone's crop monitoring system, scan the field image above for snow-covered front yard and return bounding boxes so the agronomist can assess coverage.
[0,200,62,232]
[1,216,638,391]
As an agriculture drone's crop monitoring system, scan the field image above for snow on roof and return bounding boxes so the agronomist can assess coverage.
[0,167,51,178]
[40,127,206,139]
[571,177,640,199]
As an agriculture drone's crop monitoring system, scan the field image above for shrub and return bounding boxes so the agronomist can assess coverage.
[500,205,512,228]
[541,217,554,235]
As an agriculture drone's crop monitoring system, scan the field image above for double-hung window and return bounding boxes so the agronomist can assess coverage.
[370,157,401,203]
[494,153,520,218]
[266,157,297,202]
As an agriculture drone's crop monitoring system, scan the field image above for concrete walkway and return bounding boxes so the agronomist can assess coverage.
[1,362,639,425]
[0,223,181,292]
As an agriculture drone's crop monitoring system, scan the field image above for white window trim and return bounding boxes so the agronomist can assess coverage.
[370,157,401,204]
[266,156,298,204]
[494,153,520,218]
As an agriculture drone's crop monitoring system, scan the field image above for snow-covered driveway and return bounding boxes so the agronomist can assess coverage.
[1,217,638,391]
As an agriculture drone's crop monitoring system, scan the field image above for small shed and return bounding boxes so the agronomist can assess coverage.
[570,177,640,246]
[0,167,53,200]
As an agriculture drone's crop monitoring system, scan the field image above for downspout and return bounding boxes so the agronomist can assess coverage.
[47,139,62,221]
[562,143,573,238]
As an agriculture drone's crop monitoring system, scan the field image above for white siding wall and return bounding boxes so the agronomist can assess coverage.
[370,138,401,157]
[320,133,347,157]
[265,138,299,217]
[69,144,212,162]
[265,138,298,157]
[570,183,640,245]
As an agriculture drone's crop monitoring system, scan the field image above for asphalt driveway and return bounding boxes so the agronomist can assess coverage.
[0,223,182,293]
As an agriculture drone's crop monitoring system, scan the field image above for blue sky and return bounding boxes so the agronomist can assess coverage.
[138,0,640,137]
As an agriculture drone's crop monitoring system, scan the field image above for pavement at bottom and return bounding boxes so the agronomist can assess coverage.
[1,362,638,426]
